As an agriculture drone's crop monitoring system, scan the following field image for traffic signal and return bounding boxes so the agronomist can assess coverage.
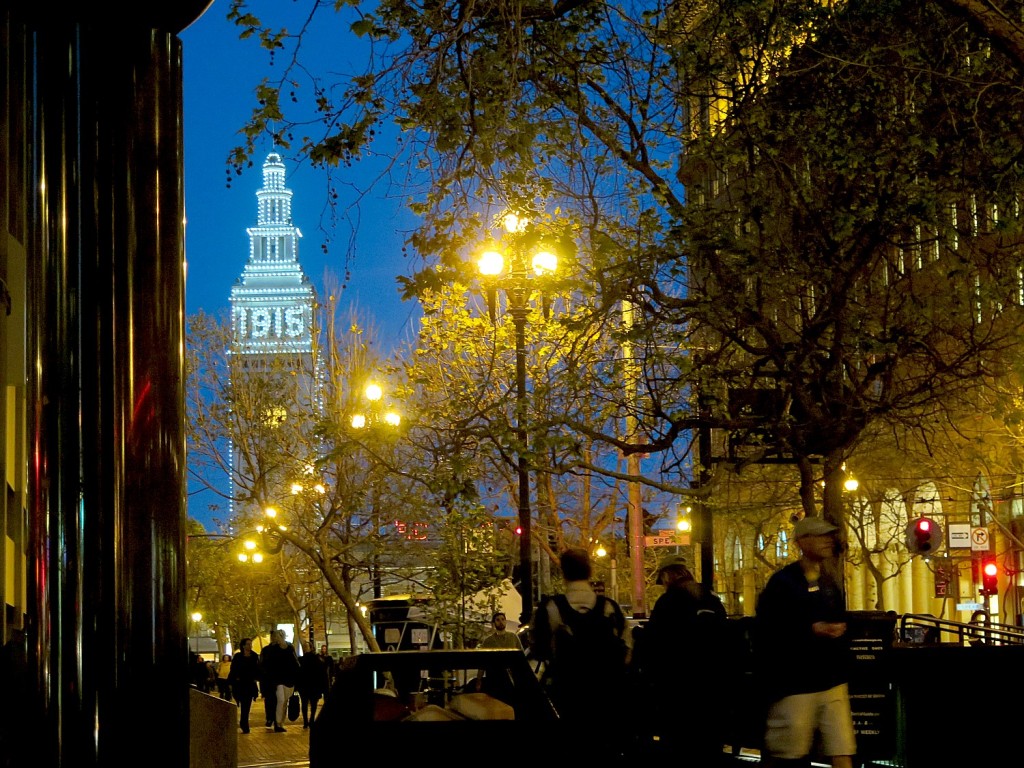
[981,558,999,597]
[905,517,943,555]
[513,524,523,536]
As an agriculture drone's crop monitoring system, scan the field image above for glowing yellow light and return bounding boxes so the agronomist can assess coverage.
[243,539,257,551]
[313,483,326,495]
[265,507,278,519]
[365,383,383,402]
[532,248,557,275]
[502,212,528,233]
[191,611,203,623]
[351,414,367,429]
[478,247,504,276]
[595,545,607,558]
[252,552,264,564]
[237,553,248,563]
[290,482,303,495]
[677,519,692,532]
[844,477,859,492]
[384,411,401,427]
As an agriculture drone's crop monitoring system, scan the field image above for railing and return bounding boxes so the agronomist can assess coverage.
[898,612,1024,646]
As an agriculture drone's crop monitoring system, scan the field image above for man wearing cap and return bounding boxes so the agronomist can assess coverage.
[631,554,729,762]
[755,516,855,768]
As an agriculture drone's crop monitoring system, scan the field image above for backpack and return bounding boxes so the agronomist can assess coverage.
[549,595,626,674]
[533,594,627,721]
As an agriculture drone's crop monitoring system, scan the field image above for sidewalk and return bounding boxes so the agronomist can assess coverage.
[236,695,312,768]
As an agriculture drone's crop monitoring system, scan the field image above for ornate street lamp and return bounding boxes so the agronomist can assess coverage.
[351,380,402,597]
[476,211,558,627]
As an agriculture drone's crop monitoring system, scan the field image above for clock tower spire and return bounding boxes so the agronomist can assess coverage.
[230,151,315,354]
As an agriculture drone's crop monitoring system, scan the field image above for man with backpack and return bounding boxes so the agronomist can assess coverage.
[529,547,630,754]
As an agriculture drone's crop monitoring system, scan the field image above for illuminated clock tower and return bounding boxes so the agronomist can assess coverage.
[227,152,321,523]
[230,151,314,355]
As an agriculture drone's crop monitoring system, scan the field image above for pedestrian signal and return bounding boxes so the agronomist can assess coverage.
[981,558,999,597]
[905,517,943,555]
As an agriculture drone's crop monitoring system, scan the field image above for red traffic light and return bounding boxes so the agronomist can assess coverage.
[981,558,999,596]
[514,524,523,536]
[906,516,942,555]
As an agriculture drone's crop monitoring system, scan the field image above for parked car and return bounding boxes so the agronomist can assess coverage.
[310,648,566,767]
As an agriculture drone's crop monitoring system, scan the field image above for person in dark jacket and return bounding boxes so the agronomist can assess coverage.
[261,629,300,732]
[297,639,329,728]
[228,637,261,734]
[755,516,856,768]
[631,554,729,764]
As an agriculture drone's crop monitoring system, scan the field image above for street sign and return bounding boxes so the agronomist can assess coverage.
[644,532,691,547]
[970,527,990,552]
[948,523,971,548]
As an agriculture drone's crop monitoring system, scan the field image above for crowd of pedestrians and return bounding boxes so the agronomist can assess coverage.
[190,518,855,764]
[192,629,338,736]
[523,523,856,767]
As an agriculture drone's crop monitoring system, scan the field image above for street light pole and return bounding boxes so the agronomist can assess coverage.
[478,213,559,628]
[352,381,401,599]
[511,299,533,628]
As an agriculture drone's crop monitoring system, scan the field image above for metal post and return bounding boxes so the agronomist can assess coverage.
[512,300,533,626]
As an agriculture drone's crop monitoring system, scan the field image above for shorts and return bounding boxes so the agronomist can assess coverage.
[763,683,856,759]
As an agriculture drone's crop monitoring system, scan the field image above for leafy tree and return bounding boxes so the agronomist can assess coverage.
[221,1,1024,592]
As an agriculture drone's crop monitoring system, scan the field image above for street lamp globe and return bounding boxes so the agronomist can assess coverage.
[532,248,557,275]
[478,245,504,276]
[364,382,383,402]
[502,212,528,233]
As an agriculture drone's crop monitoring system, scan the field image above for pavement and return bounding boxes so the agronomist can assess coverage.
[235,696,313,768]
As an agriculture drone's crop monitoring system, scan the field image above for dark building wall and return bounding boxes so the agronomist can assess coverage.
[1,5,212,766]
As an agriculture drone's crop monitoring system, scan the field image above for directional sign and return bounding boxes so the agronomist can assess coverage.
[644,532,691,547]
[948,523,971,549]
[971,527,990,552]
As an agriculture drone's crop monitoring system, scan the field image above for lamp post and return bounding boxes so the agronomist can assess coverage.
[352,381,401,598]
[190,611,203,654]
[477,212,558,627]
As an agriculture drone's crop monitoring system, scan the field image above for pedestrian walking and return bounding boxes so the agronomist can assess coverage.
[258,639,276,727]
[529,548,630,759]
[216,653,232,700]
[629,554,730,764]
[261,629,300,732]
[755,516,856,768]
[298,639,329,728]
[318,644,336,697]
[228,637,261,734]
